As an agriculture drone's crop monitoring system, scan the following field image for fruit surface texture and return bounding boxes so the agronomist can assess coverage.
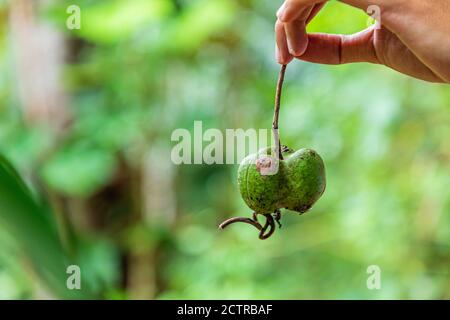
[238,148,326,215]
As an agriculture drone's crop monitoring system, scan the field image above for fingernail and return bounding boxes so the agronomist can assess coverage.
[286,37,295,56]
[275,45,281,63]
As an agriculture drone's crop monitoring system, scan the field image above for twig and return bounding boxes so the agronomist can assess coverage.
[272,64,287,160]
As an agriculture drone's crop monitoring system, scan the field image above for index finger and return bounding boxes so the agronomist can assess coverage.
[278,0,390,22]
[277,0,319,22]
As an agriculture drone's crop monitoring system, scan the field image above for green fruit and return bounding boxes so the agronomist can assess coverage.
[237,147,326,215]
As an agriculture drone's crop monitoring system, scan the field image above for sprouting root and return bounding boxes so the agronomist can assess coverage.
[218,210,281,240]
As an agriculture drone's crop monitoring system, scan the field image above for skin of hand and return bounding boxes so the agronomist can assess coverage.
[275,0,450,83]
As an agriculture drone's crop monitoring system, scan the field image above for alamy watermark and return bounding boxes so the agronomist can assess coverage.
[171,121,282,174]
[66,5,81,30]
[66,265,81,290]
[366,265,381,290]
[367,5,382,29]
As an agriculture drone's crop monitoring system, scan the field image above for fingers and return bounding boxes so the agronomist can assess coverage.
[274,0,391,65]
[296,28,379,65]
[292,27,445,83]
[284,6,313,56]
[306,2,326,24]
[276,2,326,64]
[277,0,389,23]
[273,0,441,83]
[275,20,294,64]
[277,0,319,23]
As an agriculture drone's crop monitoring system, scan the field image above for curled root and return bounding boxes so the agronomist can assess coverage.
[219,212,278,240]
[219,217,262,231]
[258,214,275,240]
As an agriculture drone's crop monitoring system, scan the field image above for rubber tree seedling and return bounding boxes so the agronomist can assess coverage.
[219,65,326,240]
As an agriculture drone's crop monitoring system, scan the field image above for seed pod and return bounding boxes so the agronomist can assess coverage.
[238,147,326,215]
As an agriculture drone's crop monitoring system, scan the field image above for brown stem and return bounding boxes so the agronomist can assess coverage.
[218,213,277,240]
[219,217,262,231]
[272,64,287,160]
[259,214,276,240]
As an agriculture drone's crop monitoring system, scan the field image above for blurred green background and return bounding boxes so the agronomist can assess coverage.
[0,0,449,299]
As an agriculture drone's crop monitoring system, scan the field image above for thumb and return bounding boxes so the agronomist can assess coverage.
[296,28,379,65]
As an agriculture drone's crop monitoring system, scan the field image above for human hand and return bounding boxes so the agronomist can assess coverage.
[275,0,450,83]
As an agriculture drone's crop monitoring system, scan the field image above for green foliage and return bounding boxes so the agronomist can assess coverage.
[0,156,88,298]
[42,145,117,197]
